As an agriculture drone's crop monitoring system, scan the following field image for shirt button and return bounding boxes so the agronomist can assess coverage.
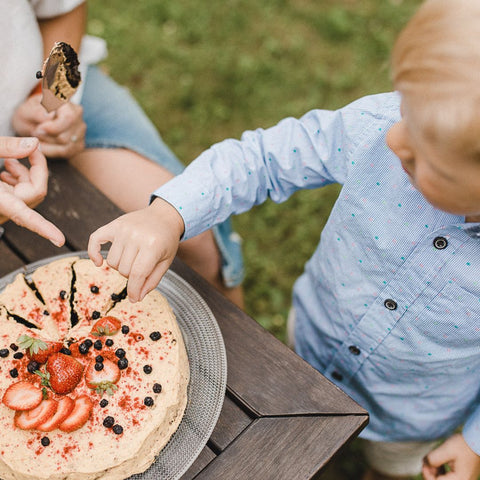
[348,345,361,355]
[332,371,343,381]
[433,236,448,250]
[384,299,398,310]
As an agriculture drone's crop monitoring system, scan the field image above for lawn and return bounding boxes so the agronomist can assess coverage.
[88,1,425,478]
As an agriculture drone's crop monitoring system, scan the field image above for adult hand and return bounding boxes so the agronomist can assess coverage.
[88,198,185,302]
[0,136,65,246]
[12,94,86,159]
[422,433,480,480]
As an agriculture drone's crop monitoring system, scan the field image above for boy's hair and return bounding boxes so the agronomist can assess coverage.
[391,0,480,159]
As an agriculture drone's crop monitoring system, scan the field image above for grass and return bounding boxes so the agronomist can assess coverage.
[88,1,433,478]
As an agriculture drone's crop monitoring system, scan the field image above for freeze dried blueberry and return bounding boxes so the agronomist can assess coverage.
[9,343,18,351]
[27,361,40,373]
[112,424,123,435]
[115,348,126,358]
[91,311,101,320]
[105,339,114,347]
[94,362,104,371]
[13,352,24,360]
[60,348,71,355]
[103,416,115,428]
[9,368,18,378]
[149,331,161,341]
[144,397,154,407]
[94,340,103,350]
[117,357,128,370]
[153,383,162,394]
[59,290,67,300]
[90,285,99,294]
[99,399,108,408]
[121,325,130,334]
[0,349,9,358]
[41,437,50,447]
[143,365,152,374]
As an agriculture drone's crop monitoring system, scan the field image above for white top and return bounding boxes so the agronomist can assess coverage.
[0,0,105,135]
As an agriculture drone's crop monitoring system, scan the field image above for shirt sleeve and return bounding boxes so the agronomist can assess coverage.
[463,405,480,456]
[30,0,85,19]
[153,93,397,240]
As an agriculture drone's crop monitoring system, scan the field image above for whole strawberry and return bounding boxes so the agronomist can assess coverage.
[17,334,63,364]
[46,353,84,394]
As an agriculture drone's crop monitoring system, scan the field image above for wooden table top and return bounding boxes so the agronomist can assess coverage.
[0,160,368,480]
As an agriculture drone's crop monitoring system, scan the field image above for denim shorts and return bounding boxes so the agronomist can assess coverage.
[80,65,244,287]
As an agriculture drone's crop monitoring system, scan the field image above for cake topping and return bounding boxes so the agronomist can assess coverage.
[37,396,75,432]
[117,358,128,370]
[85,358,120,395]
[41,436,50,447]
[149,331,161,341]
[153,383,162,394]
[143,365,152,374]
[91,316,121,336]
[58,395,92,433]
[2,381,43,411]
[15,399,57,430]
[112,424,123,435]
[18,335,63,364]
[0,348,9,357]
[45,353,84,394]
[103,416,114,428]
[144,397,154,407]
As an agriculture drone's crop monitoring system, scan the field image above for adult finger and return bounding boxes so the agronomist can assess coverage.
[0,137,39,158]
[0,192,64,246]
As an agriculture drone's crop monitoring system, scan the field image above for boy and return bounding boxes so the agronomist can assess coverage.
[88,1,480,478]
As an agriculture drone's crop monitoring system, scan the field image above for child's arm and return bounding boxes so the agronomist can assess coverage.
[88,197,184,302]
[422,433,480,480]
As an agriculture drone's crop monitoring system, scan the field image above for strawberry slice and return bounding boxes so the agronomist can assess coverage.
[46,353,84,394]
[90,316,122,336]
[37,396,75,432]
[2,381,43,411]
[14,399,57,430]
[85,358,120,395]
[59,395,93,432]
[18,334,63,364]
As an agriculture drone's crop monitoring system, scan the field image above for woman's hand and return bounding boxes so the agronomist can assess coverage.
[12,94,86,159]
[0,136,65,246]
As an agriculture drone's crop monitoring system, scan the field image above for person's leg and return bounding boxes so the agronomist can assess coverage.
[73,66,244,306]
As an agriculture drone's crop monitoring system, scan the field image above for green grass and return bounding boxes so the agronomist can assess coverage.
[88,1,432,477]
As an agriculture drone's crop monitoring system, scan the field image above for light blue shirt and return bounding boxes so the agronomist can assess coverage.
[154,92,480,453]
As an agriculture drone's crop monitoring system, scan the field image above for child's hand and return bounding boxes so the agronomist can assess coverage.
[88,198,185,302]
[0,136,65,246]
[422,433,480,479]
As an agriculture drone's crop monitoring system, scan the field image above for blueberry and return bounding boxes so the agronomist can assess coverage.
[91,311,101,320]
[105,339,114,347]
[94,340,103,350]
[0,349,9,358]
[90,285,99,294]
[79,343,89,355]
[41,436,50,446]
[149,331,161,341]
[84,339,93,348]
[121,325,130,334]
[144,397,154,407]
[143,365,152,374]
[27,361,40,373]
[94,362,104,371]
[59,290,67,300]
[115,348,126,358]
[60,348,71,355]
[99,399,108,408]
[117,357,128,370]
[111,293,120,301]
[95,355,104,363]
[9,368,18,378]
[153,383,162,394]
[9,343,18,351]
[103,416,115,428]
[112,424,123,435]
[13,352,24,360]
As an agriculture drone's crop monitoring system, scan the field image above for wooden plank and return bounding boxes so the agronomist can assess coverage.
[171,259,367,418]
[180,446,216,480]
[209,395,252,451]
[0,240,24,277]
[193,415,368,480]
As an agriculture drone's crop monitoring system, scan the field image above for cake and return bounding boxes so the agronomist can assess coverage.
[0,256,189,480]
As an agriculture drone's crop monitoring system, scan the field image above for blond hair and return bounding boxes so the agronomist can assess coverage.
[391,0,480,158]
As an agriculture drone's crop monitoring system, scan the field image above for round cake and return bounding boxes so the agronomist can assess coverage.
[0,256,189,480]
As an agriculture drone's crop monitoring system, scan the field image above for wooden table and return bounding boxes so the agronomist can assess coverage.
[0,160,368,479]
